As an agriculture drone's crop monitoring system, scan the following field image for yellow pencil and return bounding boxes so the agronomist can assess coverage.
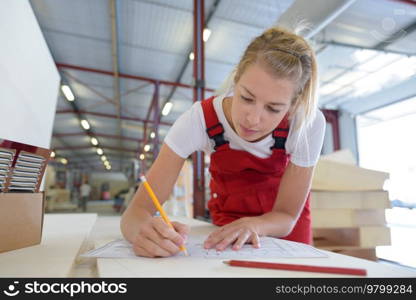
[140,175,188,256]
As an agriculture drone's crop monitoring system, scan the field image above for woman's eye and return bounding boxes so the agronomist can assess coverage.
[241,95,253,102]
[268,107,281,113]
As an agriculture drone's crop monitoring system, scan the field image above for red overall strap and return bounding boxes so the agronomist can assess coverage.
[271,115,289,150]
[201,96,229,150]
[201,96,222,136]
[201,96,217,128]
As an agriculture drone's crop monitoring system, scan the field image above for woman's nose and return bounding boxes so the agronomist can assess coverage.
[246,108,262,126]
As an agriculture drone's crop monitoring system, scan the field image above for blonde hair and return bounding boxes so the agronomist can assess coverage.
[218,26,318,129]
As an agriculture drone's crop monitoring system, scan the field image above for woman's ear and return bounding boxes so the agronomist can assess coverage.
[288,96,298,118]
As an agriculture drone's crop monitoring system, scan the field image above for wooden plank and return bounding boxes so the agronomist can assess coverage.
[313,226,391,248]
[313,228,360,247]
[165,160,193,218]
[318,246,377,261]
[321,149,357,165]
[359,226,391,248]
[311,191,390,209]
[312,159,389,191]
[312,209,386,228]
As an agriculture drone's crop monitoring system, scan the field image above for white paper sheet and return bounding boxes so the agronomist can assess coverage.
[81,237,327,259]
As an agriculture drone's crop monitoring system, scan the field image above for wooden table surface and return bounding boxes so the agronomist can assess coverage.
[89,216,416,278]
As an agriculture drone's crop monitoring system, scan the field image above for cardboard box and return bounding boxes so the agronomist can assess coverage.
[0,192,44,253]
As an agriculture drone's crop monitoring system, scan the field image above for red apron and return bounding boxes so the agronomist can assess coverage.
[201,96,312,244]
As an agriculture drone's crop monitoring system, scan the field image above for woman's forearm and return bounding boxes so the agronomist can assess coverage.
[256,210,296,237]
[256,162,313,238]
[120,143,186,243]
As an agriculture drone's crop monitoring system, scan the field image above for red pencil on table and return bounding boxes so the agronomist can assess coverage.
[223,260,367,276]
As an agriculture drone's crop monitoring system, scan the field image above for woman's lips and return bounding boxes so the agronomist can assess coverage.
[239,124,258,136]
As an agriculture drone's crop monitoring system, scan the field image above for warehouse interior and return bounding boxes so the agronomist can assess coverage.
[1,0,416,275]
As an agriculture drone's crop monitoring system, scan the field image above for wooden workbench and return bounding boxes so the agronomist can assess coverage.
[90,216,416,278]
[1,214,415,278]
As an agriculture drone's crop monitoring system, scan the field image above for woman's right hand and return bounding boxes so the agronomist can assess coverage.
[131,217,189,258]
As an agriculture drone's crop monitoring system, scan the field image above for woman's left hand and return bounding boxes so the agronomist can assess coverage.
[203,217,263,251]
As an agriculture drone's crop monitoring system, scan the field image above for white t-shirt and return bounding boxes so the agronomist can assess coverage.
[80,184,91,197]
[164,95,326,167]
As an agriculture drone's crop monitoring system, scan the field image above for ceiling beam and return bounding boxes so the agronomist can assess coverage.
[277,0,357,39]
[109,0,124,167]
[55,109,173,127]
[53,132,142,143]
[318,40,415,57]
[159,0,221,123]
[56,62,214,91]
[52,137,96,169]
[60,153,136,160]
[340,75,416,115]
[54,145,139,153]
[374,20,416,50]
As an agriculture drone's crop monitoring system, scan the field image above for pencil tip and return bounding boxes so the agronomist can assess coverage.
[223,261,229,265]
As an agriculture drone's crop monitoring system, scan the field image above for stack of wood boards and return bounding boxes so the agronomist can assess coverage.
[311,150,391,261]
[45,188,76,212]
[164,160,193,217]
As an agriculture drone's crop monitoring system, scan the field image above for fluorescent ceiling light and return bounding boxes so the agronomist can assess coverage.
[96,148,103,155]
[203,28,211,42]
[90,137,98,146]
[61,85,75,101]
[101,155,107,161]
[150,132,155,139]
[60,158,68,165]
[106,165,111,170]
[162,102,173,116]
[144,144,150,152]
[50,151,56,158]
[189,52,194,61]
[81,119,90,130]
[139,154,145,160]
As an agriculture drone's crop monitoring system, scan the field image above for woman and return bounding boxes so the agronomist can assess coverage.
[121,26,326,258]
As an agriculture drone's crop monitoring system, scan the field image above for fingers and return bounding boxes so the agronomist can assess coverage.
[172,221,190,241]
[215,230,240,251]
[250,232,261,248]
[231,230,252,250]
[133,236,172,258]
[132,217,186,257]
[203,228,224,249]
[144,225,182,253]
[132,240,156,258]
[203,219,262,251]
[204,227,240,251]
[153,218,185,246]
[132,245,151,257]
